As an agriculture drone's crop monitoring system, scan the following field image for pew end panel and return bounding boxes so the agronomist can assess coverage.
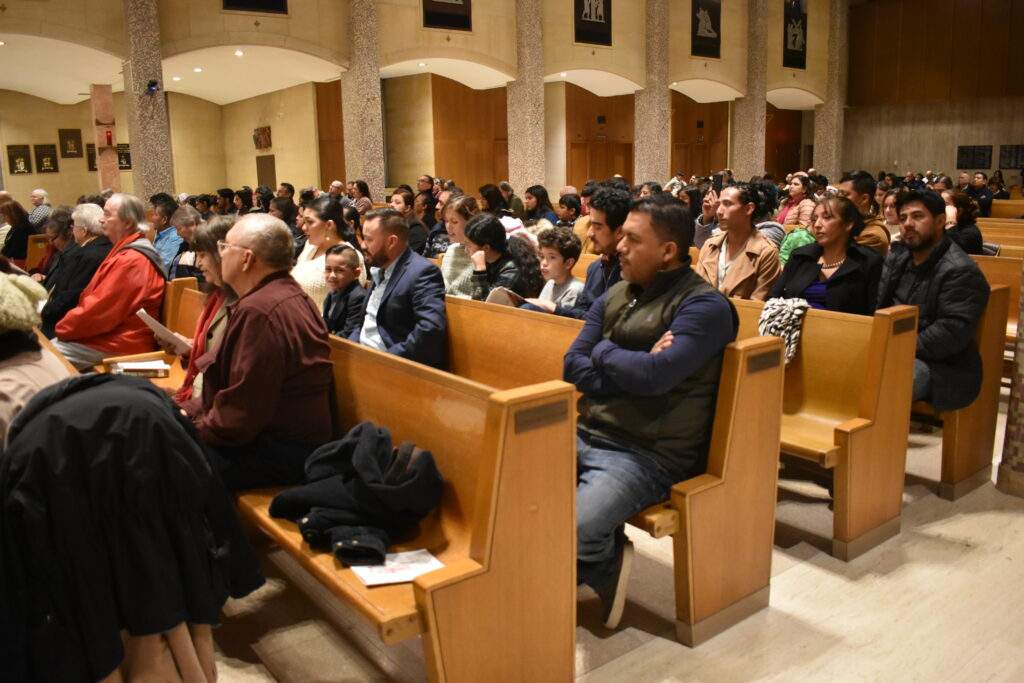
[162,277,199,328]
[670,336,784,646]
[912,285,1009,500]
[572,253,600,281]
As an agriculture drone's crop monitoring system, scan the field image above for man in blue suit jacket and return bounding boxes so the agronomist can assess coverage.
[349,208,448,369]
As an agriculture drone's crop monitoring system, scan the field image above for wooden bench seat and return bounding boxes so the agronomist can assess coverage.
[238,337,578,681]
[444,296,785,646]
[734,301,919,560]
[991,199,1024,218]
[910,285,1009,500]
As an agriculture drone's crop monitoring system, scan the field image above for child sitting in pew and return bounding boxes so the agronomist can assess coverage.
[530,226,584,310]
[322,243,368,338]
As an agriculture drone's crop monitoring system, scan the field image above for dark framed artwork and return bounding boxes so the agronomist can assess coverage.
[253,126,273,150]
[423,0,472,31]
[956,145,992,170]
[117,143,132,170]
[222,1,287,13]
[35,144,59,173]
[8,145,32,175]
[691,0,721,59]
[999,145,1024,170]
[87,144,97,172]
[783,0,807,70]
[574,0,612,46]
[59,129,84,158]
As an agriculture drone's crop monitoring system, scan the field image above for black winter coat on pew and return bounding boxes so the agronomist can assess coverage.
[769,242,883,316]
[0,374,263,683]
[270,421,444,566]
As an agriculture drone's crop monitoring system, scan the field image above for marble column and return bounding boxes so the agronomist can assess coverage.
[633,0,670,184]
[506,0,545,191]
[342,0,386,200]
[730,0,768,181]
[1000,276,1024,498]
[813,0,848,180]
[122,0,175,199]
[90,84,120,192]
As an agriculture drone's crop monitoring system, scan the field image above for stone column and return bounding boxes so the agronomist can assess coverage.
[730,0,768,180]
[342,0,387,200]
[1000,269,1024,498]
[90,84,120,192]
[506,0,546,191]
[122,0,175,199]
[813,0,848,180]
[633,0,670,184]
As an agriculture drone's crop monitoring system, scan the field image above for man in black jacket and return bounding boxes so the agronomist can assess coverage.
[877,190,990,412]
[39,203,112,338]
[966,171,994,218]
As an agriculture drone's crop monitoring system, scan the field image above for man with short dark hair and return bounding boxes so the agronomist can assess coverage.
[564,194,737,629]
[498,181,526,219]
[149,193,181,268]
[967,171,994,218]
[350,208,447,368]
[416,174,438,227]
[185,213,334,491]
[276,182,296,202]
[956,171,971,193]
[572,181,599,254]
[837,170,891,256]
[877,190,990,411]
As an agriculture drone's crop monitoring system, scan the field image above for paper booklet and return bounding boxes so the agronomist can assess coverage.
[485,287,524,307]
[136,308,192,355]
[350,550,445,587]
[111,359,171,378]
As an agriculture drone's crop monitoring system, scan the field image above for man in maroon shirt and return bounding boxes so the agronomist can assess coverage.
[184,213,334,490]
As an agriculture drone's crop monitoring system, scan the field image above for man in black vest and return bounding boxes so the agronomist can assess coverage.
[564,194,738,629]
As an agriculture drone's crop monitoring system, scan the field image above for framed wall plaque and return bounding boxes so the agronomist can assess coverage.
[117,144,132,170]
[59,129,84,158]
[223,1,287,13]
[253,126,273,150]
[999,145,1024,170]
[35,144,59,173]
[575,0,612,46]
[691,0,721,59]
[8,145,32,175]
[956,145,992,170]
[783,0,807,70]
[423,0,472,31]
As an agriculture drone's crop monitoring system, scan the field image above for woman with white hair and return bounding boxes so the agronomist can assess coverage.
[39,202,113,338]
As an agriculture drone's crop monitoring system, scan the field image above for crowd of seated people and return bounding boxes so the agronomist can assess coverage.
[0,158,1007,673]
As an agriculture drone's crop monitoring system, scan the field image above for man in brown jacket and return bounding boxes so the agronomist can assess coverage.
[838,170,891,257]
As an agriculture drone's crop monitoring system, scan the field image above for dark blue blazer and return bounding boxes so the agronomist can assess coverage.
[349,248,448,369]
[323,281,369,338]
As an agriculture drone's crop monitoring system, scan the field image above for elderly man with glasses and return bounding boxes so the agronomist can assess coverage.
[180,213,334,492]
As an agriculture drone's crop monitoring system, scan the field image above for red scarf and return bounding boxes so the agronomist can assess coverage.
[173,289,224,404]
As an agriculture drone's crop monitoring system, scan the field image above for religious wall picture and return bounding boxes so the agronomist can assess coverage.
[87,144,97,172]
[117,143,132,170]
[691,0,721,59]
[223,1,287,13]
[423,0,472,31]
[59,128,84,158]
[575,0,612,46]
[7,145,32,175]
[783,0,807,70]
[34,144,59,173]
[253,126,273,150]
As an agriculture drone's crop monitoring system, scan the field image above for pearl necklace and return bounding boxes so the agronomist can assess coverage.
[820,257,845,269]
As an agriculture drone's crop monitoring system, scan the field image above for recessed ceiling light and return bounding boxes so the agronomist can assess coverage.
[193,67,203,73]
[418,62,427,67]
[172,76,182,82]
[234,50,244,57]
[0,42,6,47]
[560,72,567,77]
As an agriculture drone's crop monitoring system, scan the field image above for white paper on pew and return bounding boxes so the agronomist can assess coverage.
[351,550,444,586]
[136,308,192,355]
[485,287,524,307]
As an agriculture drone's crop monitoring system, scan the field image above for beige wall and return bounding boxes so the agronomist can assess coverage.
[222,82,321,190]
[544,82,567,190]
[543,0,646,87]
[1,0,124,56]
[377,0,517,76]
[167,93,227,194]
[158,0,348,66]
[669,0,748,98]
[0,90,133,206]
[382,75,436,187]
[843,97,1024,187]
[767,0,828,102]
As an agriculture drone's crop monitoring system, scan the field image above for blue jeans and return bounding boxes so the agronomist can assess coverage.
[912,358,932,403]
[576,432,675,591]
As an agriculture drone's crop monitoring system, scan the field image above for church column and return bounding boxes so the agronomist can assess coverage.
[1000,292,1024,498]
[506,0,546,191]
[633,0,670,184]
[122,0,175,199]
[730,0,768,181]
[342,0,387,200]
[813,0,848,180]
[90,85,121,192]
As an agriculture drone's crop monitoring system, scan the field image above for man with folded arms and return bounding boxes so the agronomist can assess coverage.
[183,213,334,491]
[564,194,737,629]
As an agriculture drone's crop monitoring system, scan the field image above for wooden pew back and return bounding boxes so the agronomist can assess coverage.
[162,277,198,328]
[972,255,1021,338]
[992,199,1024,218]
[173,288,207,337]
[25,234,48,271]
[572,252,599,280]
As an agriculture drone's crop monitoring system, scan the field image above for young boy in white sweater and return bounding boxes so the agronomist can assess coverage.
[525,226,584,312]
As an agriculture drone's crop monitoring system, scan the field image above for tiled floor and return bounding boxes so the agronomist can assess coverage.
[214,398,1024,681]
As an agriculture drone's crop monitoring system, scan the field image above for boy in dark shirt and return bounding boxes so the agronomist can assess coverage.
[322,243,368,338]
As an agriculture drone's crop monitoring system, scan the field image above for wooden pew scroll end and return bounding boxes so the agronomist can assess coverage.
[675,586,770,647]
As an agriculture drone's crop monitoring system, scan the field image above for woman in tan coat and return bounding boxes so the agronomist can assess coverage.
[696,184,781,300]
[776,174,816,227]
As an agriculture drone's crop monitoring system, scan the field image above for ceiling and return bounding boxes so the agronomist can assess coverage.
[767,87,824,110]
[671,79,744,103]
[380,58,513,90]
[544,70,642,97]
[0,33,124,105]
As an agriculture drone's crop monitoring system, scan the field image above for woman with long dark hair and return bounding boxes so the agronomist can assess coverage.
[0,200,36,262]
[523,185,558,224]
[293,195,366,305]
[463,213,543,300]
[233,187,254,213]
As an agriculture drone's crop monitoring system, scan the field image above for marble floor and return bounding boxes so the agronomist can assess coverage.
[213,396,1024,682]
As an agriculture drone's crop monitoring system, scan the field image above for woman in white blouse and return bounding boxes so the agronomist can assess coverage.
[291,195,366,306]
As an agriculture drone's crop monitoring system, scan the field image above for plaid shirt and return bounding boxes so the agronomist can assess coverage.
[28,204,52,229]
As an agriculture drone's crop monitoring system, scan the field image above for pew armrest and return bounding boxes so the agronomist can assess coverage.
[414,557,485,593]
[834,417,873,436]
[672,473,724,498]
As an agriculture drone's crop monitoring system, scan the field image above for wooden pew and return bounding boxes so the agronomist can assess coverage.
[572,252,599,280]
[444,297,786,645]
[733,301,919,559]
[971,255,1020,352]
[991,199,1024,218]
[25,234,48,272]
[236,337,577,681]
[912,286,1010,499]
[162,276,199,328]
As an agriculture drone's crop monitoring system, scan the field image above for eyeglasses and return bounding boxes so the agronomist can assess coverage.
[217,240,247,254]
